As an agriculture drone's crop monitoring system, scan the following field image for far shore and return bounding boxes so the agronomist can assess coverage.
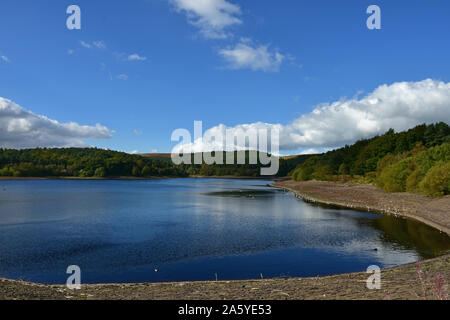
[0,175,280,181]
[0,176,174,181]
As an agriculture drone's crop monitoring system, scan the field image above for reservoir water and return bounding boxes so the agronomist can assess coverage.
[0,178,448,284]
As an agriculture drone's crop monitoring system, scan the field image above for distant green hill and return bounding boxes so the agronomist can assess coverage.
[0,148,311,178]
[2,124,447,187]
[291,122,450,196]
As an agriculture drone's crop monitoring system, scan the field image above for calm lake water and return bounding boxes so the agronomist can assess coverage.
[0,178,449,284]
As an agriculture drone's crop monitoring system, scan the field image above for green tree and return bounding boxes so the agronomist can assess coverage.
[94,167,106,177]
[418,162,450,196]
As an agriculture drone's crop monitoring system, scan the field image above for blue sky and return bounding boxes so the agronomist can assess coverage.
[1,0,450,154]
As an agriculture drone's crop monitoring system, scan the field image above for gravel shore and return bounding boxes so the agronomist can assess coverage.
[0,255,448,300]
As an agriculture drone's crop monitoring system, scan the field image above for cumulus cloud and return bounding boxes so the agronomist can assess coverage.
[173,79,450,153]
[127,54,147,61]
[1,55,10,63]
[169,1,292,71]
[219,39,285,72]
[170,0,242,38]
[0,97,113,149]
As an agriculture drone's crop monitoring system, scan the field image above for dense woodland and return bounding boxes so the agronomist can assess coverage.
[291,123,450,196]
[0,149,310,178]
[2,123,448,196]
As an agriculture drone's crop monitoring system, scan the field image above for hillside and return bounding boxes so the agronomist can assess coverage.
[0,149,311,178]
[291,122,450,196]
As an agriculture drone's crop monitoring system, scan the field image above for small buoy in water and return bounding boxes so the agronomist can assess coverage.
[154,268,159,273]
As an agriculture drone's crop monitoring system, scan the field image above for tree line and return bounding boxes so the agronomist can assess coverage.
[291,122,450,196]
[0,148,310,178]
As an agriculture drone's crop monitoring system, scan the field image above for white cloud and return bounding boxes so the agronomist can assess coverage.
[170,0,242,39]
[173,79,450,153]
[169,1,293,71]
[299,148,320,155]
[80,40,106,49]
[219,39,285,72]
[1,55,10,63]
[127,54,147,61]
[133,129,143,135]
[93,41,106,49]
[116,74,128,81]
[0,97,113,149]
[67,49,75,55]
[79,41,92,49]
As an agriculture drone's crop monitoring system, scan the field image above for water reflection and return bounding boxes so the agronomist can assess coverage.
[370,215,450,259]
[203,190,277,197]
